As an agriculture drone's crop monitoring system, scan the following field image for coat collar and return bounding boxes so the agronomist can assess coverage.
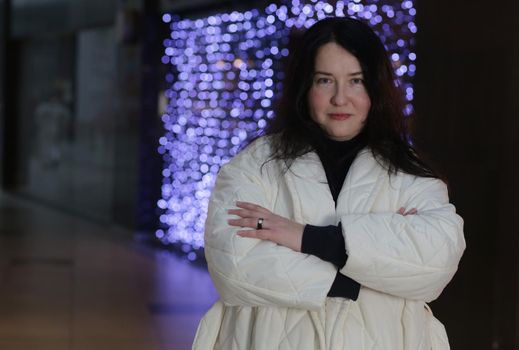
[287,148,388,214]
[338,148,388,213]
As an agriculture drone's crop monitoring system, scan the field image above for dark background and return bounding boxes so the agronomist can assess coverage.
[1,0,518,348]
[415,1,519,348]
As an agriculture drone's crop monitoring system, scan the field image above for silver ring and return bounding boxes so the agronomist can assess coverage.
[256,218,264,230]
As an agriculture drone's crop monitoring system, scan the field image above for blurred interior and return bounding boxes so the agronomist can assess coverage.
[0,0,518,349]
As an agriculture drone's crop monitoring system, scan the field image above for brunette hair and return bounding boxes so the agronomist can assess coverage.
[265,17,438,178]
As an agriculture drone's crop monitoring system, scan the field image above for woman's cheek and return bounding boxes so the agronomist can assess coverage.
[308,88,329,109]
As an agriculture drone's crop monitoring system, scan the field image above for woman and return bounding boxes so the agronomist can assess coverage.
[193,17,465,349]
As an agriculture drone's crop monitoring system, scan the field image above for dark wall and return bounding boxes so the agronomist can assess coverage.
[0,0,14,188]
[0,0,6,186]
[0,0,156,231]
[10,0,115,37]
[414,1,519,349]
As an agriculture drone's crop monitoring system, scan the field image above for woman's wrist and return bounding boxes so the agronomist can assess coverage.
[301,223,347,268]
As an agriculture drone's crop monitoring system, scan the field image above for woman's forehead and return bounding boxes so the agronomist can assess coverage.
[314,42,362,74]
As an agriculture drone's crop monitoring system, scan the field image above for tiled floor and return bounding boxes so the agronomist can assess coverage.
[0,192,219,350]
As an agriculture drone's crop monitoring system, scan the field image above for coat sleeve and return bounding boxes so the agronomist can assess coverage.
[204,145,337,310]
[339,177,465,302]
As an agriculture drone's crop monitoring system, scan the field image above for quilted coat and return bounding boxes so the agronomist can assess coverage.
[193,136,465,350]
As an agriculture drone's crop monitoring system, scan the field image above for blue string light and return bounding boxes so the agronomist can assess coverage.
[158,0,416,258]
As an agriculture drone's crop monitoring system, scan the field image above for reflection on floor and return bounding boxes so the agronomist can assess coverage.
[0,192,219,350]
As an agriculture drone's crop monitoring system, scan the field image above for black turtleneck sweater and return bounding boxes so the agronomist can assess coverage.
[300,132,367,300]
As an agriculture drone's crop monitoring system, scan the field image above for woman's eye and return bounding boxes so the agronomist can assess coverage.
[351,78,364,85]
[316,77,332,84]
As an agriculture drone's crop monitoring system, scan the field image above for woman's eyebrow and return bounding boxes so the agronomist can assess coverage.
[313,71,333,76]
[313,70,364,76]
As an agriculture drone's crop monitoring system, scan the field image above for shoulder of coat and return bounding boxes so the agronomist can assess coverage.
[218,136,280,179]
[231,136,274,164]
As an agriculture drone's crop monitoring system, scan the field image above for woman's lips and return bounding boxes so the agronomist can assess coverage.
[328,113,352,120]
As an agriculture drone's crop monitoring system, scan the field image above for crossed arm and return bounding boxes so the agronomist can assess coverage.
[228,201,417,253]
[205,159,464,308]
[228,202,419,301]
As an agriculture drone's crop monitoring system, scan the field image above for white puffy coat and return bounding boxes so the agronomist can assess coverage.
[193,137,465,350]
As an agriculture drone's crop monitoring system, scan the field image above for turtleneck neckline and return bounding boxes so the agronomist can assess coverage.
[314,131,368,160]
[313,131,368,204]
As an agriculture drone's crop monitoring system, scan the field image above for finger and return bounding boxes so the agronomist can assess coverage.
[228,208,257,218]
[228,218,244,227]
[228,217,260,228]
[229,217,269,229]
[237,229,271,240]
[404,208,418,216]
[236,201,270,214]
[397,207,405,215]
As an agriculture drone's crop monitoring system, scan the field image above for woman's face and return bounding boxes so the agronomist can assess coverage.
[307,42,371,141]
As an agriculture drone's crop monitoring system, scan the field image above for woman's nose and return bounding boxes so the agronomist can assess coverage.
[331,85,349,106]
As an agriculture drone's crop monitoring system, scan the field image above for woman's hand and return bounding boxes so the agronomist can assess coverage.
[228,201,304,252]
[397,207,417,216]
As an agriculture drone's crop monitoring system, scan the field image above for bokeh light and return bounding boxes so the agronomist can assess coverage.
[158,0,416,256]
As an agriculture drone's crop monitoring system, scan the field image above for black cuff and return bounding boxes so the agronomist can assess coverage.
[327,271,361,301]
[301,223,347,269]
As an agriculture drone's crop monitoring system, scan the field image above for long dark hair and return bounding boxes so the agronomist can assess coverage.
[265,17,438,178]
